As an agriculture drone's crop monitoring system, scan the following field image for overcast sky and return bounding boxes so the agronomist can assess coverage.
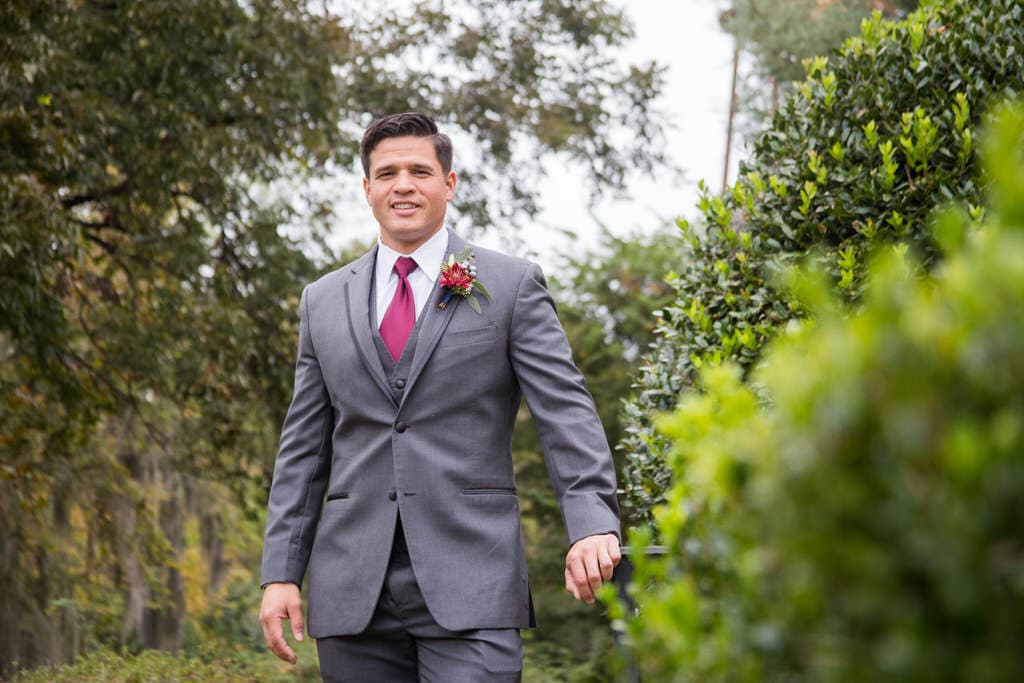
[475,0,744,264]
[330,1,745,266]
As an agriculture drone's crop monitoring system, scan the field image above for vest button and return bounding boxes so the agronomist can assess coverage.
[394,378,406,389]
[388,491,397,501]
[395,421,407,433]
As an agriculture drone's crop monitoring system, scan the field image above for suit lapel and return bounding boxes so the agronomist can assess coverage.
[400,230,467,407]
[343,247,398,408]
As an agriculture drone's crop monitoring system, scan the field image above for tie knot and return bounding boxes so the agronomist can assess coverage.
[394,256,418,279]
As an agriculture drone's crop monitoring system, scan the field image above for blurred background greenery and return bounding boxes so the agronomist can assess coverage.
[7,0,1024,681]
[1,0,669,678]
[614,100,1024,681]
[611,0,1024,680]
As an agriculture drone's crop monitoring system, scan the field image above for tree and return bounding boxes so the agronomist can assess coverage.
[717,0,918,189]
[619,0,1024,530]
[509,228,685,675]
[551,228,685,448]
[612,102,1024,681]
[721,0,918,125]
[0,0,667,674]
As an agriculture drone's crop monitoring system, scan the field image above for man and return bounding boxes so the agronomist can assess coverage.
[259,112,621,682]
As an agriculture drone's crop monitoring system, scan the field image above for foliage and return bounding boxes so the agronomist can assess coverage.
[335,0,668,228]
[620,0,1024,529]
[609,102,1024,682]
[521,635,618,682]
[10,636,616,683]
[724,0,916,84]
[0,0,666,675]
[551,229,684,449]
[509,228,685,672]
[9,640,322,683]
[722,0,917,121]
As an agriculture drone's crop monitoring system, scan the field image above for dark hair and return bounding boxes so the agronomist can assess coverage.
[360,112,453,177]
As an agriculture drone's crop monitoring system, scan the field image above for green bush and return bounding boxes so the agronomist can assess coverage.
[609,103,1024,681]
[8,640,322,683]
[620,0,1024,528]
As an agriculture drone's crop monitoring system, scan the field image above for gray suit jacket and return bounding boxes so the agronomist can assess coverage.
[260,230,620,637]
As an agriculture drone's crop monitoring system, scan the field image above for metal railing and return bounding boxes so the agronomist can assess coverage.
[609,545,668,682]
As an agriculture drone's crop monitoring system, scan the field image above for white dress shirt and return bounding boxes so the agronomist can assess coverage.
[374,227,449,324]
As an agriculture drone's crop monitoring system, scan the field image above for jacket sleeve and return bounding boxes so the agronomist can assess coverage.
[508,262,621,546]
[260,285,333,587]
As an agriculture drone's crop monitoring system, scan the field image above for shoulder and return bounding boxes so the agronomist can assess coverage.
[304,249,375,298]
[468,243,532,271]
[463,242,544,294]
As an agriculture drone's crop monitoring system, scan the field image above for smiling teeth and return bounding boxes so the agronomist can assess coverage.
[393,203,417,209]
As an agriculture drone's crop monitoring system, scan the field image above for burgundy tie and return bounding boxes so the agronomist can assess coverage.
[379,256,418,361]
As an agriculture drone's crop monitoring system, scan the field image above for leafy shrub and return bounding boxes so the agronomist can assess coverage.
[608,103,1024,682]
[9,640,322,683]
[620,0,1024,528]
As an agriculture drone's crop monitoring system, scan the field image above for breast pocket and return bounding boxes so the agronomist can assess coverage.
[438,324,498,348]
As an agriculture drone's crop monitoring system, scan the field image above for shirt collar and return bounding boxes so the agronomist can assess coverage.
[376,226,449,284]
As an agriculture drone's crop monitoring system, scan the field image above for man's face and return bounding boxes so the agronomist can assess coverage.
[363,136,456,253]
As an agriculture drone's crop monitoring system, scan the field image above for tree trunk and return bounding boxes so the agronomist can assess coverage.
[200,502,228,598]
[723,41,742,193]
[0,477,79,676]
[143,471,186,651]
[117,418,187,652]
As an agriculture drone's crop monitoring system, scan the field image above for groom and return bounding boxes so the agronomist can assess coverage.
[259,112,621,681]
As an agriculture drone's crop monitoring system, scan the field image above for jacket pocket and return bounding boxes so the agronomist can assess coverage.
[439,324,497,348]
[325,492,350,502]
[462,487,517,495]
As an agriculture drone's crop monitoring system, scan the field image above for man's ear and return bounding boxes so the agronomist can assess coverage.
[446,171,456,201]
[362,176,371,204]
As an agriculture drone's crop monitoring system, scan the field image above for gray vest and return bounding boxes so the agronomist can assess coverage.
[369,273,428,404]
[369,270,428,550]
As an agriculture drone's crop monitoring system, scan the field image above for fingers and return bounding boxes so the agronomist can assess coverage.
[565,534,621,604]
[259,583,301,664]
[583,551,603,599]
[564,567,580,600]
[609,538,622,567]
[260,608,297,664]
[600,534,622,580]
[287,600,305,643]
[597,544,614,581]
[567,554,595,603]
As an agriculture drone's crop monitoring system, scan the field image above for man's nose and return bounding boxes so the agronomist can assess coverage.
[394,172,415,191]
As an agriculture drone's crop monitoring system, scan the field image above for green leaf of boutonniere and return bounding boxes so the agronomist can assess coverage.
[473,280,493,301]
[439,247,491,313]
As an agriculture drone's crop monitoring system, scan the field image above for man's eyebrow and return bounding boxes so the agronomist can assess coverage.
[374,162,435,176]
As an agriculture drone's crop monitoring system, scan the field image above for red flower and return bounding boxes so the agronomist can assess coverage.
[438,247,491,312]
[441,263,473,291]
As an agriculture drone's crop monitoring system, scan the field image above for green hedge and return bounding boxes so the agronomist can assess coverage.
[8,642,321,683]
[8,636,614,682]
[609,103,1024,682]
[620,0,1024,528]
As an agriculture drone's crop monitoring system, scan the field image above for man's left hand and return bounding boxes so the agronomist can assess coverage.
[565,533,621,604]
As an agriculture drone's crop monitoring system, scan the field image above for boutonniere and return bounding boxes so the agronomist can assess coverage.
[438,246,492,313]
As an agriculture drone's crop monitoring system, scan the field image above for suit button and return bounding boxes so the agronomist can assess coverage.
[395,421,407,433]
[394,378,406,389]
[388,491,397,501]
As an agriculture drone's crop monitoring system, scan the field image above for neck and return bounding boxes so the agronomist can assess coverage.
[380,224,444,254]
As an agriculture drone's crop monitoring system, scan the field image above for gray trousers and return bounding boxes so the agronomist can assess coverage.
[316,522,523,682]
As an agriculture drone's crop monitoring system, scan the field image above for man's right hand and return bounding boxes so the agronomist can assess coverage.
[259,582,305,664]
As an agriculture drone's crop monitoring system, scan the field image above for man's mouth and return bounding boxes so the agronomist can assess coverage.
[392,202,418,210]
